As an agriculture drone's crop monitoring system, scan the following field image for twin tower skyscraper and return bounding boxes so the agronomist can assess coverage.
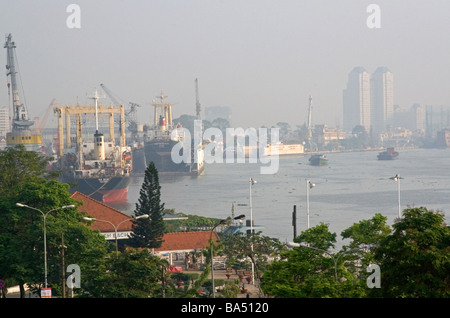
[343,66,394,135]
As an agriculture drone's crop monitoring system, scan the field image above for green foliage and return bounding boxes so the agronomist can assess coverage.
[79,249,167,298]
[0,178,108,297]
[373,207,450,297]
[262,223,367,298]
[221,231,285,297]
[0,145,58,198]
[163,210,221,232]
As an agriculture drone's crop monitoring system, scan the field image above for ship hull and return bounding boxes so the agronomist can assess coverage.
[264,143,304,156]
[377,148,399,160]
[138,140,204,176]
[377,155,398,160]
[61,174,131,203]
[309,154,328,166]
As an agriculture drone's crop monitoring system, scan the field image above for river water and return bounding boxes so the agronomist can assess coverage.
[109,147,450,245]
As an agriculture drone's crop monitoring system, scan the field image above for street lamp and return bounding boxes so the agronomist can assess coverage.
[209,214,245,298]
[249,177,257,284]
[16,203,75,289]
[288,242,361,282]
[83,214,149,258]
[306,179,315,229]
[389,174,403,218]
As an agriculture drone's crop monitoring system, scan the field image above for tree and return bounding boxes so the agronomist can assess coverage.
[222,231,284,297]
[0,179,108,298]
[129,161,165,248]
[79,248,168,298]
[341,213,391,267]
[373,207,450,297]
[261,223,367,298]
[0,144,58,197]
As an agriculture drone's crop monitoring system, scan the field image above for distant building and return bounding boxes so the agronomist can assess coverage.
[371,67,394,134]
[436,129,450,147]
[313,124,346,146]
[0,107,10,137]
[343,67,371,132]
[204,106,232,124]
[393,104,425,132]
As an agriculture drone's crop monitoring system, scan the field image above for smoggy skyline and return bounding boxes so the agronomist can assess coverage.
[1,1,449,129]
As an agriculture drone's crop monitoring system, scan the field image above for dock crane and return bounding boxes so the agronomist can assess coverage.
[100,83,141,133]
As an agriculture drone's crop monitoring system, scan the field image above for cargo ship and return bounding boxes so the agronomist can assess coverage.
[53,91,132,203]
[377,147,399,160]
[309,154,328,166]
[4,34,43,152]
[132,93,204,176]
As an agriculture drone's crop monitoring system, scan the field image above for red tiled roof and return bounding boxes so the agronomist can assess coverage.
[72,191,134,232]
[153,231,218,253]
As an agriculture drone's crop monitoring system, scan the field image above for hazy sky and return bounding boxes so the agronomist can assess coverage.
[1,1,450,129]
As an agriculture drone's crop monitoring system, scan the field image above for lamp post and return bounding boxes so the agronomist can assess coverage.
[210,214,245,298]
[288,242,361,282]
[16,203,75,289]
[306,179,315,229]
[249,177,257,284]
[389,174,402,218]
[83,214,149,258]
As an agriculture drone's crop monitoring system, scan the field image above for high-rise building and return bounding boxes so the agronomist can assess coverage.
[0,107,10,137]
[343,67,371,132]
[371,67,394,134]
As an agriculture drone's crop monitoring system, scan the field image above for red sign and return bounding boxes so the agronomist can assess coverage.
[41,288,52,298]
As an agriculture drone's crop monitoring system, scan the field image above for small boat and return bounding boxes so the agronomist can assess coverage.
[377,147,399,160]
[309,154,328,166]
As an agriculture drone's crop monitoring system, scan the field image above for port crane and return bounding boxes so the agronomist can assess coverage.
[4,33,42,150]
[100,83,141,128]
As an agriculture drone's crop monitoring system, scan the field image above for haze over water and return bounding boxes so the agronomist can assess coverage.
[110,148,450,246]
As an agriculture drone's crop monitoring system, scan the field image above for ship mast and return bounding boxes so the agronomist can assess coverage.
[4,34,33,129]
[152,93,172,130]
[89,89,105,160]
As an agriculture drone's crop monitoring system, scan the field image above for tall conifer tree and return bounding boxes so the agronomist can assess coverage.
[129,161,165,248]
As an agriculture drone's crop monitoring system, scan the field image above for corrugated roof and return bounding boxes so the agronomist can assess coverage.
[153,231,218,253]
[72,191,134,232]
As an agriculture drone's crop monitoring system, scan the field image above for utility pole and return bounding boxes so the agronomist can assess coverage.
[292,205,297,239]
[61,232,67,298]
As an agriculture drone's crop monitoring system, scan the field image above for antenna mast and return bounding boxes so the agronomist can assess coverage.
[195,78,201,120]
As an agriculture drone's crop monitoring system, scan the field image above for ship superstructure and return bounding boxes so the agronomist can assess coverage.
[4,34,42,151]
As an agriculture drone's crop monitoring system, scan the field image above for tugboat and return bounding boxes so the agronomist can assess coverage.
[309,154,328,166]
[377,147,399,160]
